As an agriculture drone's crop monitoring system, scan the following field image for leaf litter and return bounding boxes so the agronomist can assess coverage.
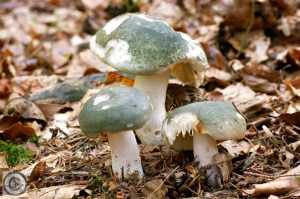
[0,0,300,198]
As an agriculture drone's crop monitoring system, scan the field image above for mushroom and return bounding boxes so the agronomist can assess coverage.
[90,13,208,146]
[79,86,152,179]
[162,101,246,187]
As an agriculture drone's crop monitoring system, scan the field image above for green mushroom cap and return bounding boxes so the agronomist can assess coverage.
[162,101,246,150]
[90,13,208,87]
[79,86,152,138]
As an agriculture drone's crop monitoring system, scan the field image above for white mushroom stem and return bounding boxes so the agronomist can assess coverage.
[107,131,144,179]
[193,134,222,188]
[134,69,171,146]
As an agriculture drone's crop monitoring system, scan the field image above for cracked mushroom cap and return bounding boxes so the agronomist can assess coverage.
[79,86,152,138]
[90,13,208,87]
[162,101,246,150]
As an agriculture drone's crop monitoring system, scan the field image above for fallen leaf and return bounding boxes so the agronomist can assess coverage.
[284,79,300,97]
[214,153,232,182]
[19,184,86,198]
[0,153,9,171]
[253,165,300,195]
[243,74,278,94]
[0,79,21,98]
[21,151,70,177]
[279,112,300,126]
[29,161,46,183]
[205,67,234,87]
[245,34,271,64]
[0,153,9,187]
[104,72,134,87]
[242,64,281,83]
[1,122,36,141]
[141,146,160,154]
[146,0,183,26]
[219,140,251,159]
[215,83,272,119]
[201,42,226,70]
[141,179,168,199]
[3,97,46,125]
[0,115,21,131]
[36,103,69,119]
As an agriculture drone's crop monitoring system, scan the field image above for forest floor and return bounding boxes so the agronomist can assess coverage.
[0,0,300,198]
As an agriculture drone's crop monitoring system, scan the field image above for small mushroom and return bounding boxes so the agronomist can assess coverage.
[79,86,152,179]
[162,101,246,187]
[90,13,208,146]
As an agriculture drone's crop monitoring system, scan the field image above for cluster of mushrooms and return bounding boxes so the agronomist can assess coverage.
[79,13,246,188]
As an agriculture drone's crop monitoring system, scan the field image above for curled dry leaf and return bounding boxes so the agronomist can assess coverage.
[3,97,46,125]
[29,161,46,183]
[214,153,232,182]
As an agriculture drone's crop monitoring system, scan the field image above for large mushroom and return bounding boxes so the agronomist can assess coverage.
[79,86,152,179]
[162,101,246,187]
[90,13,208,146]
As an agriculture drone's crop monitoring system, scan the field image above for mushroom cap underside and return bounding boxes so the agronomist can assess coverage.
[162,101,246,148]
[79,86,152,138]
[90,13,208,87]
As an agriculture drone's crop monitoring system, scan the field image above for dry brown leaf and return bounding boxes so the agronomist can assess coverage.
[29,161,46,183]
[243,74,278,94]
[36,103,69,119]
[1,122,36,141]
[0,153,9,171]
[146,0,183,26]
[0,79,21,98]
[104,72,134,87]
[205,67,234,87]
[242,64,281,83]
[284,79,300,97]
[141,145,160,154]
[219,140,251,159]
[0,115,21,131]
[201,42,226,70]
[215,83,271,118]
[141,179,168,199]
[214,153,232,182]
[252,165,300,195]
[245,34,271,64]
[25,184,86,198]
[279,112,300,126]
[21,151,70,177]
[0,153,9,187]
[3,97,46,124]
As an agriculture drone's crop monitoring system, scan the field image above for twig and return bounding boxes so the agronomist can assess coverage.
[232,102,248,121]
[147,166,179,199]
[244,171,300,179]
